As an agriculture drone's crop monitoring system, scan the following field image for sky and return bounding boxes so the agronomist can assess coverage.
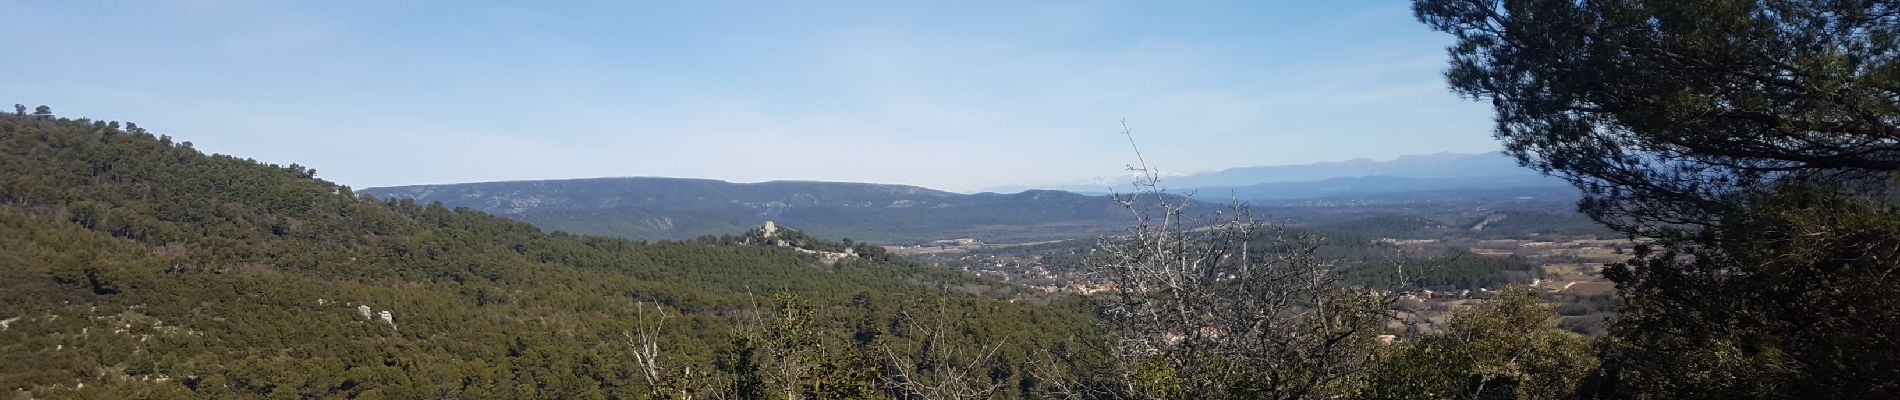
[0,1,1498,192]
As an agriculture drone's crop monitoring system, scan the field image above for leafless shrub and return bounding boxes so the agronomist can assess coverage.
[1088,123,1394,399]
[879,305,1012,400]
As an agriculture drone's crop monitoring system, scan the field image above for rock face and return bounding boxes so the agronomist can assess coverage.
[378,310,394,326]
[1470,213,1508,231]
[761,221,778,238]
[357,305,372,320]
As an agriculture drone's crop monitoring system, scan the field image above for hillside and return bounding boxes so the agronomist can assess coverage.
[0,111,1102,398]
[363,179,1167,243]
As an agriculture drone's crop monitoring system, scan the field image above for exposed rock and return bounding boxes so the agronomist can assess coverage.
[378,310,394,326]
[1470,213,1508,231]
[358,305,372,320]
[791,247,858,264]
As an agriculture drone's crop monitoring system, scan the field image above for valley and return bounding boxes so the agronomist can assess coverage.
[0,107,1655,400]
[9,0,1895,396]
[360,155,1628,340]
[900,205,1628,336]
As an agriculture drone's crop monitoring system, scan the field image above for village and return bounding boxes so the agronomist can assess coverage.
[896,234,1631,335]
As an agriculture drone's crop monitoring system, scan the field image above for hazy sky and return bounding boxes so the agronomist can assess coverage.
[2,1,1497,192]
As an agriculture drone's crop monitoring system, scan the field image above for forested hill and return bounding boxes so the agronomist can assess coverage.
[363,178,1165,243]
[0,110,1101,398]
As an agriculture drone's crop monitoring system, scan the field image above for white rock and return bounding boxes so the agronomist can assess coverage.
[378,310,394,325]
[358,305,372,319]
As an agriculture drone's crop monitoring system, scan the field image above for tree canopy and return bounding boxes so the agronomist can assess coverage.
[1419,1,1900,398]
[1416,0,1900,236]
[0,110,1106,399]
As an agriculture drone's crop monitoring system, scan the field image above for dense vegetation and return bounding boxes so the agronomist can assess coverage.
[1419,0,1900,397]
[10,0,1897,398]
[1339,255,1542,292]
[0,110,1105,398]
[0,107,1616,400]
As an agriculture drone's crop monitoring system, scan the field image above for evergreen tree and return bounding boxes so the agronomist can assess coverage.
[1416,1,1900,397]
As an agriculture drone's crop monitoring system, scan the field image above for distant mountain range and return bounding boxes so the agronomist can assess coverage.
[984,152,1564,199]
[361,152,1577,244]
[1192,174,1566,201]
[360,178,1168,243]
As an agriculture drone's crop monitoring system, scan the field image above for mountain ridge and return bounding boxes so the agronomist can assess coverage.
[362,177,1164,243]
[1189,174,1568,201]
[360,153,1566,243]
[983,151,1549,194]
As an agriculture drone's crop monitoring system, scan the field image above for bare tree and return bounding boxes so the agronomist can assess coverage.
[625,303,715,400]
[1091,123,1392,399]
[879,305,1013,400]
[626,303,672,391]
[767,293,818,400]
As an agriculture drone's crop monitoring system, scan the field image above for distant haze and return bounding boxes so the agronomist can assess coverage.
[358,152,1573,242]
[986,151,1547,194]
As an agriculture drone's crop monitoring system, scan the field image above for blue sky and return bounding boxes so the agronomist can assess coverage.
[1,1,1496,192]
